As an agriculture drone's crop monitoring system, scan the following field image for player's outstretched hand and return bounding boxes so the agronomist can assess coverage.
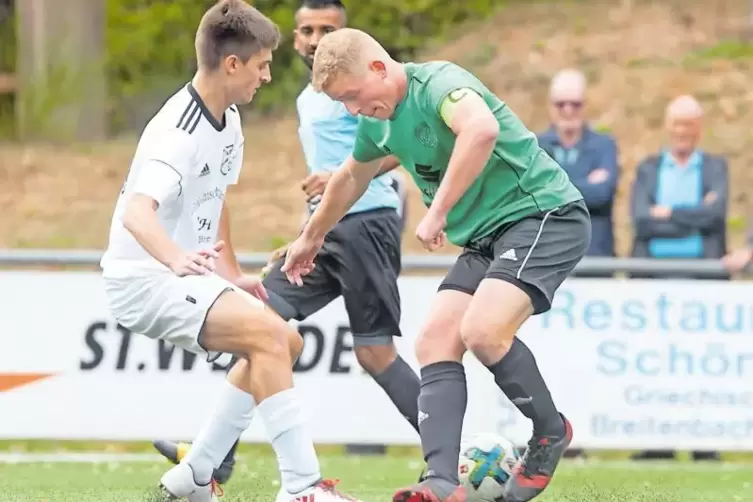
[235,275,269,302]
[416,211,447,252]
[280,234,323,286]
[260,242,290,279]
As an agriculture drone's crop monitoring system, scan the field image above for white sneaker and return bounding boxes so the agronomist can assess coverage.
[159,462,221,501]
[275,479,361,502]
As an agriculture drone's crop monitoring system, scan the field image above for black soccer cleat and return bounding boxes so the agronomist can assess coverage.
[152,439,236,485]
[503,413,573,502]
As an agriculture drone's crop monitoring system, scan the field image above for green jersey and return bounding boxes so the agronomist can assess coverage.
[352,61,583,246]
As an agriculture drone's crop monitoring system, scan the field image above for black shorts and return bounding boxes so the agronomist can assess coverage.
[263,208,402,345]
[439,200,591,315]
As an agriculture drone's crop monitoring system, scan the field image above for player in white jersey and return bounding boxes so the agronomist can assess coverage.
[100,1,360,501]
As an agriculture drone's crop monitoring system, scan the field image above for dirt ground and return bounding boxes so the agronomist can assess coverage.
[1,0,752,257]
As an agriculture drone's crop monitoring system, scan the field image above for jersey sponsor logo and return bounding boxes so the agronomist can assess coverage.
[220,144,235,176]
[415,163,441,199]
[190,187,225,215]
[415,163,440,184]
[197,216,214,244]
[199,164,210,177]
[197,217,212,232]
[414,121,438,148]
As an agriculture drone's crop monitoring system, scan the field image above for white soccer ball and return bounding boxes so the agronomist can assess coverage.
[458,432,521,502]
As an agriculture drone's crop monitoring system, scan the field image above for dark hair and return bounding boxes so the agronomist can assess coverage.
[299,0,345,11]
[195,0,280,70]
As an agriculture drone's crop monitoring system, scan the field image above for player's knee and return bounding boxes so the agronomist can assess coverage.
[415,319,464,365]
[354,343,396,375]
[459,319,492,355]
[239,313,291,361]
[460,317,514,363]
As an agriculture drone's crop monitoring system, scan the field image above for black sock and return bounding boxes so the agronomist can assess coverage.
[222,439,239,465]
[371,355,421,432]
[487,338,564,437]
[418,361,467,495]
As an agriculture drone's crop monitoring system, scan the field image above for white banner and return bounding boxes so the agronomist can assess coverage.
[1,271,752,450]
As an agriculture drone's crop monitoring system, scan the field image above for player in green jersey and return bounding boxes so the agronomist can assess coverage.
[282,28,591,502]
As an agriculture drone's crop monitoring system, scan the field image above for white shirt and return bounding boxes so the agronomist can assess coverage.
[100,83,244,278]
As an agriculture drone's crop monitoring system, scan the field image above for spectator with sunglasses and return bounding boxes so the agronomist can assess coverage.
[537,68,619,258]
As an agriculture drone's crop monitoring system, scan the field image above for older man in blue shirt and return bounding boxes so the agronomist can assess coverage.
[537,69,619,258]
[629,95,727,462]
[630,95,728,267]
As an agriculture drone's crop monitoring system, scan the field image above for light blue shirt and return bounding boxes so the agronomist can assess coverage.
[649,150,704,258]
[296,84,399,216]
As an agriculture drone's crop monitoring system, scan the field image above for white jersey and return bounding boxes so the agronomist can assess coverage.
[100,83,244,278]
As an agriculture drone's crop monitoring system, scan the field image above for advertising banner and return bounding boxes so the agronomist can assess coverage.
[1,272,751,450]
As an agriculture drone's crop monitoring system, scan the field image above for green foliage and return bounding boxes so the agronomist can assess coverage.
[0,3,16,137]
[683,40,753,70]
[0,5,14,72]
[728,215,747,233]
[106,0,497,132]
[0,0,497,135]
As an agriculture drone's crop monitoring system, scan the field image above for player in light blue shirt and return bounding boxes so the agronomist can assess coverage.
[152,0,423,488]
[296,81,401,217]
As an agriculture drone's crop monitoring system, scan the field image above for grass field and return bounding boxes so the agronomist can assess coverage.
[1,450,752,502]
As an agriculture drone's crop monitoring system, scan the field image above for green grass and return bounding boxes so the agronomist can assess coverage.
[0,454,752,502]
[686,40,753,61]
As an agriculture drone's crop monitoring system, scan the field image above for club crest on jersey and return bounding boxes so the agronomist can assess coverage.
[220,144,235,176]
[414,121,437,148]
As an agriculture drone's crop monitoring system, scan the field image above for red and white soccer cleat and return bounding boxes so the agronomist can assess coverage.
[275,479,362,502]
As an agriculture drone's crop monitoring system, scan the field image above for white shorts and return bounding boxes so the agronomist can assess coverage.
[102,271,264,362]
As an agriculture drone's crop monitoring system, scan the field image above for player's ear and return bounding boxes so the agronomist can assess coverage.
[224,54,238,74]
[369,60,387,78]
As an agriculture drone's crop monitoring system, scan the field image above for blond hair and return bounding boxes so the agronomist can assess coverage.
[311,28,388,91]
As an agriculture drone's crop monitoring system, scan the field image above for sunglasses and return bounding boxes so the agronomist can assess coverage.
[553,100,583,109]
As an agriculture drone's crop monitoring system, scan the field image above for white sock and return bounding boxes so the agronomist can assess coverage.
[183,380,255,485]
[257,387,321,494]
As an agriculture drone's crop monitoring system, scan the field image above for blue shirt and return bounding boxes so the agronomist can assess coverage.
[649,150,704,258]
[296,84,399,216]
[537,126,618,257]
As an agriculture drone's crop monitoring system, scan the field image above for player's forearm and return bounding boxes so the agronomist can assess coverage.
[215,248,243,283]
[375,155,401,177]
[431,127,496,216]
[122,195,183,269]
[215,205,243,283]
[303,166,368,240]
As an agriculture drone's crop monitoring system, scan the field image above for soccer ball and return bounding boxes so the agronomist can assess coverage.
[458,432,521,502]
